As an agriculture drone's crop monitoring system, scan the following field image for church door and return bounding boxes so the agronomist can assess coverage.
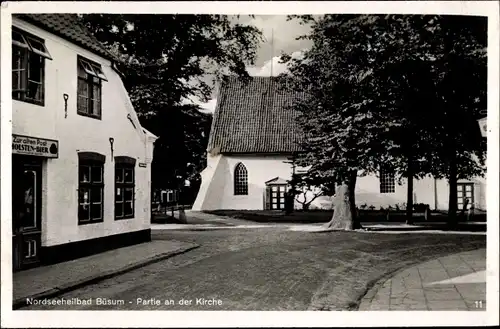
[269,185,287,210]
[457,183,474,210]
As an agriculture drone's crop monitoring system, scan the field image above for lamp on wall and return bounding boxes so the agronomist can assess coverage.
[477,117,487,138]
[109,137,114,160]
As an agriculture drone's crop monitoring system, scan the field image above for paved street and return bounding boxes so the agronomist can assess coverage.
[19,228,486,311]
[13,240,199,307]
[359,248,486,311]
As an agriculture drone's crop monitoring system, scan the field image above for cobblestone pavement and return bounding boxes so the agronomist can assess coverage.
[358,248,486,311]
[13,240,198,307]
[18,228,486,311]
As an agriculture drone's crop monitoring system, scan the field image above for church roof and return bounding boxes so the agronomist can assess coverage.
[14,14,116,62]
[207,76,305,154]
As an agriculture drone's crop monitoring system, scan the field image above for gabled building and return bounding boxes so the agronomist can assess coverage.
[192,76,486,212]
[11,14,157,271]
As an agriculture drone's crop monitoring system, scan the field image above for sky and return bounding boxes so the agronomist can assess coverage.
[189,15,314,113]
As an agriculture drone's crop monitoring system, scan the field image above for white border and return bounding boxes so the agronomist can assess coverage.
[1,1,499,327]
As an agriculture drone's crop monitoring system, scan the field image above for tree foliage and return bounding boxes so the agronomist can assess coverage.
[80,15,263,190]
[281,14,486,228]
[289,171,336,210]
[141,104,212,189]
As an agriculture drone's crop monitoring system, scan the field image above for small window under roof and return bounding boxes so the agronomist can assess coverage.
[12,30,30,49]
[78,57,108,81]
[12,28,52,60]
[25,35,52,59]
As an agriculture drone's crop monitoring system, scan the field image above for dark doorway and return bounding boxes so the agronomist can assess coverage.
[12,155,43,271]
[457,183,474,211]
[268,184,287,210]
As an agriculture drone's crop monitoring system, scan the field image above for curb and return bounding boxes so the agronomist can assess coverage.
[13,243,200,310]
[152,225,236,231]
[354,247,486,311]
[152,225,280,231]
[356,266,406,310]
[152,220,237,227]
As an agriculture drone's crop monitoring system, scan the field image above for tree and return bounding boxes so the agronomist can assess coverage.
[280,15,397,230]
[289,171,336,211]
[361,15,487,226]
[81,15,262,106]
[421,16,487,227]
[80,14,263,191]
[140,104,212,190]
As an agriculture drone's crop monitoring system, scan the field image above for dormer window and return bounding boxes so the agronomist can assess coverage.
[77,56,107,119]
[12,27,52,105]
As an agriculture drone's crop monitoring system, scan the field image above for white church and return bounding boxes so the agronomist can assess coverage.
[192,76,486,212]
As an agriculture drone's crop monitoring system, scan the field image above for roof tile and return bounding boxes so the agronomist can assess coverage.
[207,76,305,154]
[14,14,115,61]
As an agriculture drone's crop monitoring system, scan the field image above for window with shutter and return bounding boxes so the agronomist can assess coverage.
[12,27,51,105]
[77,56,107,119]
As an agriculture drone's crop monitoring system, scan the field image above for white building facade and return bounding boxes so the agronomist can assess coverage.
[11,14,157,271]
[192,77,486,212]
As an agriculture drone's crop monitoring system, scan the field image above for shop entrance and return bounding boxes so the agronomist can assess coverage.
[12,155,43,271]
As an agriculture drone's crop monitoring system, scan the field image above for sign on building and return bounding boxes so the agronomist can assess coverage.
[12,134,59,158]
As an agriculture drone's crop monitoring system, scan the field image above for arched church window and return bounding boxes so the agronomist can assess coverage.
[234,163,248,195]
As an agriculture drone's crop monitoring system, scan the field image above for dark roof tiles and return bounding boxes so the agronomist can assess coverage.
[207,76,305,154]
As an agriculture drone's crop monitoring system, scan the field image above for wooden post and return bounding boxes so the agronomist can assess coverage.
[424,205,431,221]
[467,205,474,222]
[460,198,469,221]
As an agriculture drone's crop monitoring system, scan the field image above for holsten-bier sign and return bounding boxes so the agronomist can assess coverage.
[12,134,59,158]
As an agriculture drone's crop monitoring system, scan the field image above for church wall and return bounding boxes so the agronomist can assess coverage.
[192,154,486,212]
[219,154,293,210]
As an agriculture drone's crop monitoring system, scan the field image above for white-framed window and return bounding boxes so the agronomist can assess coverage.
[115,157,135,220]
[77,56,107,119]
[379,169,395,194]
[12,27,52,105]
[78,152,105,224]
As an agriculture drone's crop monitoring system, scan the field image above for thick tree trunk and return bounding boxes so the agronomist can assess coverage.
[447,154,458,228]
[324,171,362,230]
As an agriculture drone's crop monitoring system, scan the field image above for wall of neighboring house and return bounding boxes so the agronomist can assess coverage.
[356,175,486,211]
[355,175,434,209]
[12,18,154,247]
[433,177,486,211]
